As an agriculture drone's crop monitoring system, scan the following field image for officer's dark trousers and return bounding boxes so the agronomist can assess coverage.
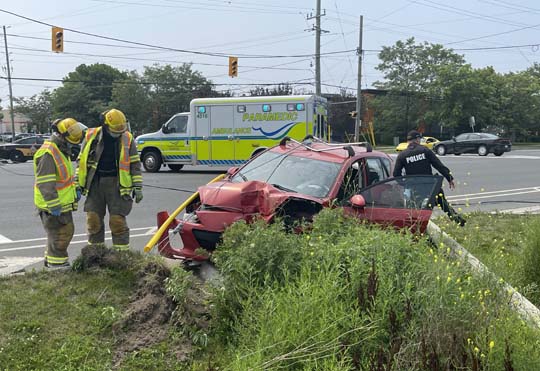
[435,189,465,225]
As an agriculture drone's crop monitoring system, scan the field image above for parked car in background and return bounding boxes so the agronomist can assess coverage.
[0,135,80,162]
[433,133,512,156]
[396,136,439,152]
[154,137,443,263]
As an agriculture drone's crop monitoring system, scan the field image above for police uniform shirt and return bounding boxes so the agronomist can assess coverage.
[393,142,453,182]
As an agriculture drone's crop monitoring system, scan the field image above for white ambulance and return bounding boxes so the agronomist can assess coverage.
[135,95,329,172]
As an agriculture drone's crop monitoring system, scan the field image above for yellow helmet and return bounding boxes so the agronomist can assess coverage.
[103,109,127,134]
[55,118,86,144]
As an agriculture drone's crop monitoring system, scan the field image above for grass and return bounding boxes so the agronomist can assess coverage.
[2,211,540,370]
[435,212,540,307]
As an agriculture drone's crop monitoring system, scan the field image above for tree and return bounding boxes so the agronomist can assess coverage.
[52,63,128,127]
[248,83,293,96]
[14,91,53,133]
[143,64,217,129]
[374,38,466,138]
[111,71,151,134]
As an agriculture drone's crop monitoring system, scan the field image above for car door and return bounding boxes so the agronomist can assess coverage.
[162,115,190,162]
[344,175,443,233]
[453,134,469,153]
[465,133,481,153]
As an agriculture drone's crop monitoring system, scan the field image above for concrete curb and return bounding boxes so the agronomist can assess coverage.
[427,221,540,328]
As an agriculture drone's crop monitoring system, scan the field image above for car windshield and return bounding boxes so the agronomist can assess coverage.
[231,151,342,198]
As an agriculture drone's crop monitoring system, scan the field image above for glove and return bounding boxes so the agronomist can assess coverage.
[50,207,62,217]
[75,187,82,202]
[133,188,143,204]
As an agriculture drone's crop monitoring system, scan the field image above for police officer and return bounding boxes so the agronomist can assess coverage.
[393,130,466,226]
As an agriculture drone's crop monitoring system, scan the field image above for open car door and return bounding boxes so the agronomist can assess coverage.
[345,175,443,233]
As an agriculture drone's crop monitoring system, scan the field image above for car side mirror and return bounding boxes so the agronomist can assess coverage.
[452,136,456,142]
[350,195,366,209]
[162,125,169,134]
[227,166,239,176]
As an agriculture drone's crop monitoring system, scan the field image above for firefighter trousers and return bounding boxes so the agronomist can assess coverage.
[40,211,74,266]
[84,176,133,250]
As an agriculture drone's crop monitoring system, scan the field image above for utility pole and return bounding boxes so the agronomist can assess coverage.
[354,16,363,142]
[3,26,15,142]
[307,0,328,96]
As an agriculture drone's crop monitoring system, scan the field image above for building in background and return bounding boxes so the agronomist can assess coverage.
[0,110,32,134]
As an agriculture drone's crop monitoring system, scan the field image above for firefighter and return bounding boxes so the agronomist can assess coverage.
[34,118,86,269]
[77,109,143,250]
[393,130,466,226]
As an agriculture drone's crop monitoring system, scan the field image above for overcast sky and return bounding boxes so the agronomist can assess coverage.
[0,0,539,102]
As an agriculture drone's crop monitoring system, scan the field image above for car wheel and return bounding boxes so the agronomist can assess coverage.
[436,145,446,156]
[169,164,184,172]
[477,145,488,156]
[142,151,162,172]
[10,150,25,163]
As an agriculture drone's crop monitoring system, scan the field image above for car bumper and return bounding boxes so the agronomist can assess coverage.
[0,149,9,159]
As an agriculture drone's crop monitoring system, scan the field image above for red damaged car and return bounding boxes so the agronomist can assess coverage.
[156,137,443,262]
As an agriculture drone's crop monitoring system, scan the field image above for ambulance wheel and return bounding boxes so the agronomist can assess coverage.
[143,151,162,172]
[169,164,184,172]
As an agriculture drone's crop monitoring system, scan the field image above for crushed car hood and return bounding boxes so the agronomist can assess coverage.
[198,180,323,215]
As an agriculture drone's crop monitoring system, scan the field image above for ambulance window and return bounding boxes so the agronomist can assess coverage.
[262,104,271,112]
[287,104,295,111]
[237,105,246,113]
[167,116,188,134]
[197,106,206,114]
[296,103,305,111]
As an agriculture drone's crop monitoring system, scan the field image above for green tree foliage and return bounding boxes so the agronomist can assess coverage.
[14,91,53,134]
[52,63,128,127]
[142,64,217,129]
[248,83,293,96]
[111,70,151,134]
[373,38,466,138]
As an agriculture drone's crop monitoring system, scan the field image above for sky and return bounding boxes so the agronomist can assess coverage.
[0,0,540,102]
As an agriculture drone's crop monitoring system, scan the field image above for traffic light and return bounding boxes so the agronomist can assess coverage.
[51,26,63,53]
[349,111,358,118]
[228,56,238,77]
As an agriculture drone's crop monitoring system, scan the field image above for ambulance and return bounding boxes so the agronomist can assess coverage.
[135,95,328,172]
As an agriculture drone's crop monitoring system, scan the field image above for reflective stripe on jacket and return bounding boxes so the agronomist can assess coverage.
[78,127,136,196]
[34,141,77,212]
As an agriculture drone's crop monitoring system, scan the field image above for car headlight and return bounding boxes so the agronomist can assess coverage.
[182,212,199,224]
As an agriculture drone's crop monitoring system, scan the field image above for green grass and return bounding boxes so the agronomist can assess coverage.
[2,211,540,370]
[435,212,540,306]
[0,268,137,371]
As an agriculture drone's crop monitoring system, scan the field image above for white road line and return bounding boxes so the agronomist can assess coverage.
[0,232,153,253]
[0,226,155,245]
[0,234,13,244]
[450,189,540,202]
[447,186,540,200]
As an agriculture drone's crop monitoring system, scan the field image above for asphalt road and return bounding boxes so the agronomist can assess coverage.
[1,149,539,273]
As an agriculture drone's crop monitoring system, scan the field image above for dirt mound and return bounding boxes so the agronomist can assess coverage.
[76,246,210,367]
[76,244,129,270]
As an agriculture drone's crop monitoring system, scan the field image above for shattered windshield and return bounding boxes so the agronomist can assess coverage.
[231,151,341,198]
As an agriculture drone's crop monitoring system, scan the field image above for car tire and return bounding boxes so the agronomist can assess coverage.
[477,145,488,156]
[142,151,162,172]
[169,164,184,172]
[436,145,446,156]
[10,150,25,163]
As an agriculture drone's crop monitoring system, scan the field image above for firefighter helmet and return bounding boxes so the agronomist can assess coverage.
[53,118,86,144]
[102,109,128,134]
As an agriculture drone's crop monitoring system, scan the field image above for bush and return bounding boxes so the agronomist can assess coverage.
[206,209,540,370]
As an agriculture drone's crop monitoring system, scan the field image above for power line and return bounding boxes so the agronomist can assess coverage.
[0,75,316,87]
[0,8,355,59]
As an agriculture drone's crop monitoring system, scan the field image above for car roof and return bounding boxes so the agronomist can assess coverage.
[268,140,388,163]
